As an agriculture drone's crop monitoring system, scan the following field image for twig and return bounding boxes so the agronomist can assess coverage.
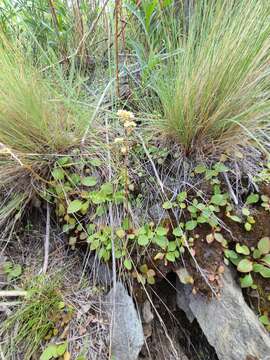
[81,79,113,145]
[43,202,50,274]
[115,0,120,97]
[0,290,27,297]
[137,133,165,193]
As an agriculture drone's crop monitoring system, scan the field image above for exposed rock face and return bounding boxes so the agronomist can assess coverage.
[176,268,270,360]
[105,282,144,360]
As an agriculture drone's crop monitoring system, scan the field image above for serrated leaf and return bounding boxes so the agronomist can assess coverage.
[67,200,83,214]
[237,259,253,273]
[246,193,259,205]
[240,274,253,288]
[258,237,270,255]
[185,220,197,231]
[81,177,97,187]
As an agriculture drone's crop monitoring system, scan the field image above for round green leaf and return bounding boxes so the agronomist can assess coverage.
[67,200,83,214]
[185,220,197,231]
[138,235,150,246]
[258,237,270,255]
[246,193,259,205]
[81,176,97,187]
[237,259,253,273]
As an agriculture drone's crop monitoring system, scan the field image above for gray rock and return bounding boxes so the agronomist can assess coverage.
[176,280,195,323]
[178,267,270,360]
[105,282,144,360]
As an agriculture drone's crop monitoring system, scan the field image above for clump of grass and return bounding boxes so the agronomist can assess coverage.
[146,0,270,156]
[0,38,92,233]
[0,274,65,359]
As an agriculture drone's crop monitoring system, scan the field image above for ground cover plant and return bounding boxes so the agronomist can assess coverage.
[0,0,270,358]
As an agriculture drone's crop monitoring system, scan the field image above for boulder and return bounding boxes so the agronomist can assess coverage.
[176,267,270,360]
[105,282,144,360]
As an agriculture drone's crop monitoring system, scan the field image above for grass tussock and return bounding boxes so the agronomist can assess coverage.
[0,274,65,359]
[148,0,270,155]
[0,39,92,231]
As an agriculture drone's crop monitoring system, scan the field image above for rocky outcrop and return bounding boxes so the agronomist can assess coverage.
[104,282,144,360]
[176,267,270,360]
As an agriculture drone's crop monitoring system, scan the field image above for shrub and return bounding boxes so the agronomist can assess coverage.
[146,0,270,156]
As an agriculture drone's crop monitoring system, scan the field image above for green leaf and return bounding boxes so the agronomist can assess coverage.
[162,201,173,209]
[262,254,270,265]
[214,163,229,173]
[228,215,242,223]
[246,193,259,205]
[67,200,83,214]
[259,315,270,326]
[116,228,125,239]
[253,249,262,259]
[173,227,183,237]
[258,237,270,255]
[52,168,65,181]
[56,342,67,356]
[259,266,270,278]
[8,264,22,280]
[167,241,177,252]
[166,252,175,262]
[210,194,227,206]
[177,191,187,202]
[100,182,113,195]
[156,226,168,236]
[81,177,97,187]
[237,259,253,273]
[90,158,102,167]
[194,164,206,174]
[240,274,253,288]
[244,222,252,231]
[154,236,168,249]
[185,220,197,231]
[235,243,250,255]
[40,344,58,360]
[138,235,150,246]
[124,259,132,270]
[242,207,250,216]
